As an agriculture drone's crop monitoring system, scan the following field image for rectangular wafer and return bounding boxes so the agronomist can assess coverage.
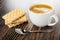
[2,9,26,24]
[7,15,27,28]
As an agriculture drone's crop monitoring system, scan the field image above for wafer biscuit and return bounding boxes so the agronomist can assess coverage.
[2,9,26,24]
[8,15,27,28]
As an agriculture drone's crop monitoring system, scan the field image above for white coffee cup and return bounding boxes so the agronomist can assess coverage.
[28,4,58,27]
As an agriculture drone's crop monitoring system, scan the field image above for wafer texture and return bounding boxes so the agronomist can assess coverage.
[8,16,27,28]
[2,9,26,24]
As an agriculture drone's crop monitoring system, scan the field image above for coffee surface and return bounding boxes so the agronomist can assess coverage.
[30,4,52,14]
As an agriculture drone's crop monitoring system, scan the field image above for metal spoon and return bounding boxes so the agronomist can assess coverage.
[15,28,54,35]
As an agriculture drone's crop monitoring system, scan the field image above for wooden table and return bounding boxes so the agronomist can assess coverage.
[0,18,60,40]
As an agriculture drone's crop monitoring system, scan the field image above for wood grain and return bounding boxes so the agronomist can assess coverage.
[0,21,59,40]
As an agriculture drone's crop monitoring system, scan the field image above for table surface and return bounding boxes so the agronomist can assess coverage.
[0,18,60,40]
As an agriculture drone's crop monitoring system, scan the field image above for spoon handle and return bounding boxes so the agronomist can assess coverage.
[28,29,54,33]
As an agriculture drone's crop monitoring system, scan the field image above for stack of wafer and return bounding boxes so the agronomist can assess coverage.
[2,9,27,28]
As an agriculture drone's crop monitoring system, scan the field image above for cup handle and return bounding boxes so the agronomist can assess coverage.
[48,15,58,26]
